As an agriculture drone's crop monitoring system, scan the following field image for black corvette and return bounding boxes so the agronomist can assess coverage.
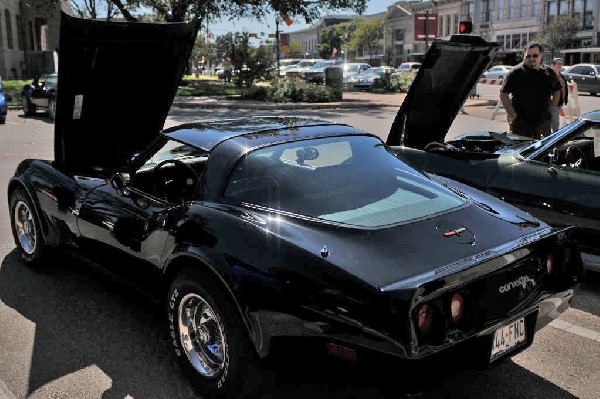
[8,14,581,397]
[21,73,58,120]
[387,34,600,272]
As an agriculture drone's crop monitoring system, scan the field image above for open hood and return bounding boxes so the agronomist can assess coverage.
[387,35,499,149]
[54,12,200,174]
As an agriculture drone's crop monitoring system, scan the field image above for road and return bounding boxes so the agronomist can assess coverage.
[0,102,599,399]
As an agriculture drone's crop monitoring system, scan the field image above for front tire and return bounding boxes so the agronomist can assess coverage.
[22,96,36,115]
[9,187,47,263]
[48,98,56,120]
[168,269,260,398]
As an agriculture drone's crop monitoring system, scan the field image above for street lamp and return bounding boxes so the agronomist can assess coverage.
[275,16,281,78]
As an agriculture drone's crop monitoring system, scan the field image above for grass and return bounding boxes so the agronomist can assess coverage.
[177,79,241,96]
[1,79,31,105]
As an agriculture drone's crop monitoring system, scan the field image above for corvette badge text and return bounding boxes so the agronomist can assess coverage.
[499,276,536,293]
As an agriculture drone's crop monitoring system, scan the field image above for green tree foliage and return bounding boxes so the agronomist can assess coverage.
[213,33,274,87]
[318,20,355,59]
[349,18,383,62]
[133,0,367,23]
[536,15,580,58]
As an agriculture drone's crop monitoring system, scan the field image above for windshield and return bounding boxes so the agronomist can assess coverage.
[312,61,332,69]
[224,136,466,227]
[297,61,316,68]
[44,75,58,85]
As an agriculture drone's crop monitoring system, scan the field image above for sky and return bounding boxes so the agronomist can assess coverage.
[207,0,392,41]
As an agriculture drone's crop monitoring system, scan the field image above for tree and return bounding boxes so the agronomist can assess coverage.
[349,18,383,62]
[536,15,580,59]
[134,0,368,23]
[318,20,355,59]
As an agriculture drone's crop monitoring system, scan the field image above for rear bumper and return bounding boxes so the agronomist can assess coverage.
[532,287,575,332]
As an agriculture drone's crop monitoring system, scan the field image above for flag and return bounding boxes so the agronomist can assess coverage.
[332,47,338,58]
[281,12,293,26]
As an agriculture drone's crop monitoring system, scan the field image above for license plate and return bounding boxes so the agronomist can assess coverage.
[490,317,526,360]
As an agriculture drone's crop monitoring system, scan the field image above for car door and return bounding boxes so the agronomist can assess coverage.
[567,65,597,94]
[487,124,600,257]
[76,138,205,268]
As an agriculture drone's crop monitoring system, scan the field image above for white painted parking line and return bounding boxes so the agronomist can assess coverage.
[550,319,600,343]
[0,378,17,399]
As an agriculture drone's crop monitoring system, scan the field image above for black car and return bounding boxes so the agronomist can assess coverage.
[387,34,600,272]
[7,14,581,398]
[21,73,58,120]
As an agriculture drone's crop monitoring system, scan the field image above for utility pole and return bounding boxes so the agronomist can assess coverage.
[275,16,281,78]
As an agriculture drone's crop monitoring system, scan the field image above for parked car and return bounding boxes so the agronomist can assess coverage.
[347,66,395,90]
[387,34,600,272]
[397,62,421,74]
[21,73,58,120]
[482,65,513,80]
[565,63,600,95]
[340,62,372,82]
[283,59,322,78]
[0,77,12,124]
[8,14,582,398]
[304,59,345,83]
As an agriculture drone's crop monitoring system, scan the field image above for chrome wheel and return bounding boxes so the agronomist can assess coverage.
[178,293,227,378]
[13,200,37,255]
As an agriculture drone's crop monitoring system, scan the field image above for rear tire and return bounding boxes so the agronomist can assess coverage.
[590,92,597,96]
[167,268,261,398]
[9,187,47,263]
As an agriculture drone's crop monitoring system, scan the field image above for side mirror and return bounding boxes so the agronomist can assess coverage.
[110,172,131,194]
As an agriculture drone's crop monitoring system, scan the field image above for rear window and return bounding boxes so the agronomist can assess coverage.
[224,136,466,227]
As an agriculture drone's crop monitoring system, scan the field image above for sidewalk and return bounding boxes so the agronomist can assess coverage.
[172,91,496,110]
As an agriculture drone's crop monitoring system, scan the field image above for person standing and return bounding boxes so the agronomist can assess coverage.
[550,57,569,132]
[499,43,561,139]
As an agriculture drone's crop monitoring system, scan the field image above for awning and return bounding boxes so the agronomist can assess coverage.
[560,47,600,53]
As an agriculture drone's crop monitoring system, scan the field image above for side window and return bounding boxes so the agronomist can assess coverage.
[569,66,583,74]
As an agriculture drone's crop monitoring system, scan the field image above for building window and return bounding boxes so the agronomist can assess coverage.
[573,0,583,20]
[466,1,474,19]
[5,9,13,49]
[395,30,404,42]
[483,0,493,22]
[508,0,517,18]
[497,0,505,19]
[497,35,505,49]
[16,15,24,50]
[511,34,521,49]
[558,0,568,14]
[584,0,594,29]
[547,1,557,24]
[446,14,451,36]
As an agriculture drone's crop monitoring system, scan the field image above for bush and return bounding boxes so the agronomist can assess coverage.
[1,79,30,105]
[266,78,334,103]
[371,73,415,93]
[241,85,269,101]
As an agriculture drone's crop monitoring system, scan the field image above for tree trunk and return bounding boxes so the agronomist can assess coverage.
[110,0,138,22]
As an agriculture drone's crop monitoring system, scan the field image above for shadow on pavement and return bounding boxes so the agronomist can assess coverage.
[571,270,600,317]
[0,250,579,399]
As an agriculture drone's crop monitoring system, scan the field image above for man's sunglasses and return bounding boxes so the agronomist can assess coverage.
[525,54,540,59]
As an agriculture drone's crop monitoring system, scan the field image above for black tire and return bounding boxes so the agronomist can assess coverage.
[9,187,47,263]
[0,116,5,124]
[48,97,56,121]
[22,96,36,115]
[590,92,598,96]
[167,269,260,398]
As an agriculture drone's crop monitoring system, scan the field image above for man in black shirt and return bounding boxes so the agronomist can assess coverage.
[499,43,561,139]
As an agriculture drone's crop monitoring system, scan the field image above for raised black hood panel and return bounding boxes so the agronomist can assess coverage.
[55,12,200,174]
[387,35,499,149]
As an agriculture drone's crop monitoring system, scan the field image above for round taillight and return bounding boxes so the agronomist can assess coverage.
[450,293,464,324]
[417,304,433,335]
[546,253,554,274]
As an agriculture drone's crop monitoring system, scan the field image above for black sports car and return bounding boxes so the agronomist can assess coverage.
[8,14,581,397]
[21,73,58,120]
[387,34,600,273]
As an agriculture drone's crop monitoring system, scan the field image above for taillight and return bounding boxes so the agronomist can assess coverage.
[450,293,464,324]
[417,304,433,336]
[546,253,554,274]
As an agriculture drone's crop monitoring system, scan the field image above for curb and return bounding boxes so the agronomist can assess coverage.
[171,100,398,110]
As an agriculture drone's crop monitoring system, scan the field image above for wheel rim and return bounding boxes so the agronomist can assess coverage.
[49,99,56,119]
[13,200,37,255]
[22,97,29,114]
[178,293,227,378]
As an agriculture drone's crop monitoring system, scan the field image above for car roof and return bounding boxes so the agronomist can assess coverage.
[161,116,370,152]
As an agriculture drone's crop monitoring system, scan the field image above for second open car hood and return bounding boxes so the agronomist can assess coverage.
[387,35,499,149]
[54,12,200,175]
